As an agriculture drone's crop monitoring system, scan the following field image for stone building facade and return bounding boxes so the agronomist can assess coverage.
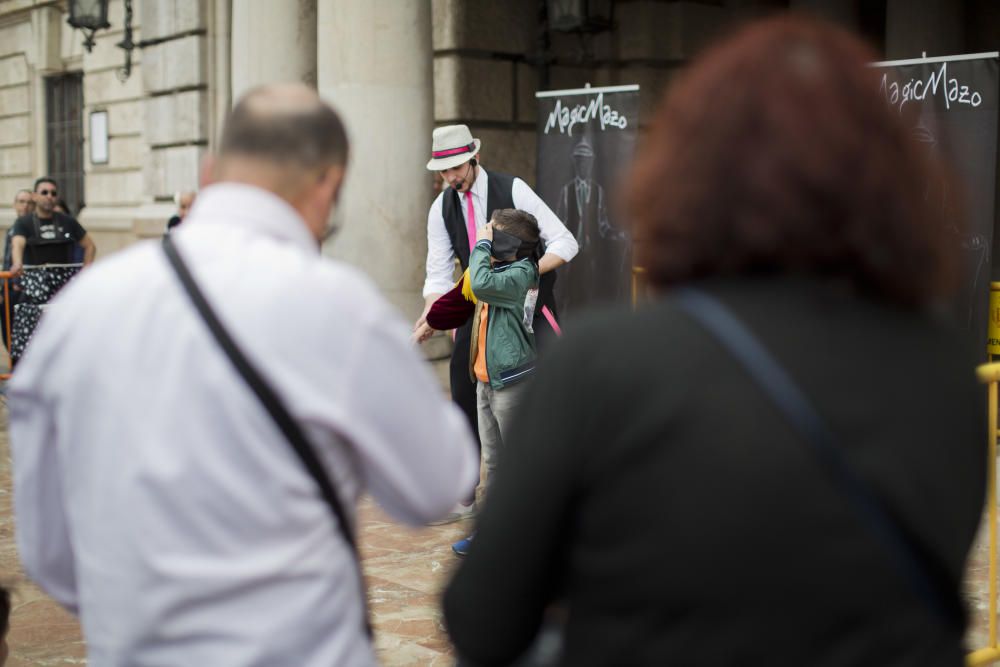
[0,0,997,325]
[0,0,228,257]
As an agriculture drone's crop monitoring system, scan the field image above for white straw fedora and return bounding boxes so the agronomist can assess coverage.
[426,124,482,171]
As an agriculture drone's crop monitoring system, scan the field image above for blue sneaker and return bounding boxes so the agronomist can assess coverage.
[452,533,475,557]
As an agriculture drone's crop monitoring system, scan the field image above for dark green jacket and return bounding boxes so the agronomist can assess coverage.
[469,239,539,389]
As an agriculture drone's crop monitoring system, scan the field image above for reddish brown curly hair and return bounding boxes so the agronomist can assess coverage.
[627,16,960,306]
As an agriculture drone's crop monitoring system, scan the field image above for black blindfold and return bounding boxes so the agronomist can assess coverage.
[491,228,539,262]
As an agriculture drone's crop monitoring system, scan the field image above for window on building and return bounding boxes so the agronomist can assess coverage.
[45,72,85,217]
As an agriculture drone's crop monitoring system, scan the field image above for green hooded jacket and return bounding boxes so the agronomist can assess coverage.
[468,239,539,389]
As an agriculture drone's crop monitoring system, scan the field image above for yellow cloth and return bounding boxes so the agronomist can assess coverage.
[460,268,477,304]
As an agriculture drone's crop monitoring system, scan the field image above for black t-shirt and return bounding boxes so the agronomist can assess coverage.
[12,212,86,265]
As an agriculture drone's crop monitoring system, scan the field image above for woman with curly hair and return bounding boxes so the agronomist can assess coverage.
[444,16,984,667]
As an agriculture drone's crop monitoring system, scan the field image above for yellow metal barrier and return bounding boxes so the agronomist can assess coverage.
[631,266,646,307]
[0,271,14,380]
[969,362,1000,666]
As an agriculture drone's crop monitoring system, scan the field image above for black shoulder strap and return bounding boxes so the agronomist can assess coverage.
[442,187,471,269]
[676,287,963,631]
[161,234,373,638]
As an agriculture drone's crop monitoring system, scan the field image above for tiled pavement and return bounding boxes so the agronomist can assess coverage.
[361,499,468,665]
[965,514,994,653]
[1,410,88,666]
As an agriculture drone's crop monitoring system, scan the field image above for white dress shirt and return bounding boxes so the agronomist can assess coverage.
[9,183,479,667]
[423,168,579,297]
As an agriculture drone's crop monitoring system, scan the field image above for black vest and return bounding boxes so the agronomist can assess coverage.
[441,171,558,317]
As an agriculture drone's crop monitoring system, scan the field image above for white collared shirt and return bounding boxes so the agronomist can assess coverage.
[423,168,579,297]
[9,183,478,667]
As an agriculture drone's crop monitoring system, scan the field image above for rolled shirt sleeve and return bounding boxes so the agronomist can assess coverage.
[331,284,480,523]
[511,178,579,263]
[423,193,459,298]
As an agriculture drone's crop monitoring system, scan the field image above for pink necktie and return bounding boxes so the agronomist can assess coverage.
[464,191,476,253]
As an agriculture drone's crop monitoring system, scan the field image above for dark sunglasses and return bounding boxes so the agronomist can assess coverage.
[37,189,57,196]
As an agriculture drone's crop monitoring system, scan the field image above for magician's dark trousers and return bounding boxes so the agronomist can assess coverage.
[449,310,558,498]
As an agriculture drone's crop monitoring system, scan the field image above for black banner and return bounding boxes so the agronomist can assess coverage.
[536,85,639,321]
[873,55,999,354]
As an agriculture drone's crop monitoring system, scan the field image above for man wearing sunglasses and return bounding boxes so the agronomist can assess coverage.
[10,177,96,275]
[0,189,35,350]
[7,178,97,362]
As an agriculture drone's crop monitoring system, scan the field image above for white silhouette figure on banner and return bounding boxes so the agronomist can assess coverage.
[556,137,629,317]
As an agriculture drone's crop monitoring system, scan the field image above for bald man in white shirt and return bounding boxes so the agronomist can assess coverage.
[9,84,478,667]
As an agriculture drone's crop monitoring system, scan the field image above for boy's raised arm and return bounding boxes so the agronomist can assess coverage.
[468,241,534,307]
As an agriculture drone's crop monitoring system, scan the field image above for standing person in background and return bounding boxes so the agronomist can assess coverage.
[167,191,197,232]
[1,190,33,348]
[10,178,95,273]
[9,83,478,666]
[4,190,34,271]
[7,178,96,362]
[415,125,578,524]
[8,190,33,229]
[445,17,984,667]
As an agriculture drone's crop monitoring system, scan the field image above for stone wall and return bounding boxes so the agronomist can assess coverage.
[1,0,998,264]
[0,0,218,256]
[429,0,1000,186]
[431,0,539,184]
[139,0,210,238]
[80,0,150,254]
[428,0,784,186]
[0,2,78,228]
[0,7,36,216]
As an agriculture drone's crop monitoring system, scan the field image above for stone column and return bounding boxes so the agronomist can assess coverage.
[208,0,232,148]
[231,0,317,101]
[317,0,434,320]
[138,0,212,238]
[29,5,62,178]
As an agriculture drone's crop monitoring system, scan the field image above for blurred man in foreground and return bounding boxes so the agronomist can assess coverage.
[10,83,477,666]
